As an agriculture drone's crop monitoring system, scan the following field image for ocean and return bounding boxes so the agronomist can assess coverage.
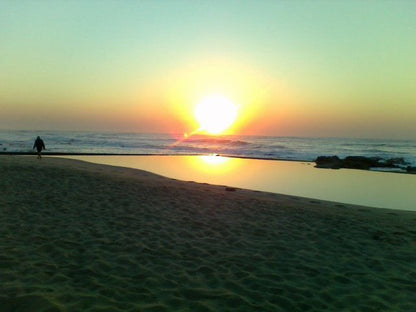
[1,130,415,166]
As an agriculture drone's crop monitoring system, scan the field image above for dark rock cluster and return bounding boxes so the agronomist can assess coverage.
[406,166,416,173]
[315,156,415,173]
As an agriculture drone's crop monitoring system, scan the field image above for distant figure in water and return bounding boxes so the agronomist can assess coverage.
[33,136,46,159]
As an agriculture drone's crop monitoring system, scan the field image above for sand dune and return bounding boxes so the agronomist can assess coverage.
[1,156,415,311]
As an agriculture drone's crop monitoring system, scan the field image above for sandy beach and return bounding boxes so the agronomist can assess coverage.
[1,156,415,311]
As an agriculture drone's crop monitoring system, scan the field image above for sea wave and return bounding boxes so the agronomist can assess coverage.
[1,131,415,165]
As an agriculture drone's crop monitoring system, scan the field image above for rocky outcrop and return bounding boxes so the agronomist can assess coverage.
[386,158,408,166]
[343,156,382,170]
[315,156,413,173]
[407,166,416,173]
[315,156,343,169]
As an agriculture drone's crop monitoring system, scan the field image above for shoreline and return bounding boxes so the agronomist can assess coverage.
[1,155,415,311]
[2,154,414,210]
[1,152,413,174]
[1,155,414,214]
[54,155,416,212]
[0,151,310,162]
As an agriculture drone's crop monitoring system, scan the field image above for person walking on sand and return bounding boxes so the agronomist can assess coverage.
[33,136,46,159]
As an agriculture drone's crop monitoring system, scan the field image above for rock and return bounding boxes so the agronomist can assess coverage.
[406,166,416,174]
[385,157,408,167]
[315,155,413,174]
[343,156,381,170]
[315,156,343,169]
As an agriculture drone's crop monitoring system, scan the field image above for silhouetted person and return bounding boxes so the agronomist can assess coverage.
[33,136,46,159]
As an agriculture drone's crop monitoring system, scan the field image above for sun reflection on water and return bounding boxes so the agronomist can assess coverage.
[188,155,240,176]
[200,154,228,165]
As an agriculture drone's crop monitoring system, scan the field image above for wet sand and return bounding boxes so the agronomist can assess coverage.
[1,156,415,311]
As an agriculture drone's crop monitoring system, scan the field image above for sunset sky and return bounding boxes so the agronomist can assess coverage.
[1,0,415,139]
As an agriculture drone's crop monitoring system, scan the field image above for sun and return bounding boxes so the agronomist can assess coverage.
[194,95,238,135]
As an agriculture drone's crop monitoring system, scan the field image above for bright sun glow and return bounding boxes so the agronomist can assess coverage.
[195,95,238,135]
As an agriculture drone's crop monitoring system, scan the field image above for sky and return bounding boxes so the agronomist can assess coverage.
[1,0,415,139]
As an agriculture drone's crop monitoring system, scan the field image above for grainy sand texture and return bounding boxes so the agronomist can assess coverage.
[1,156,415,311]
